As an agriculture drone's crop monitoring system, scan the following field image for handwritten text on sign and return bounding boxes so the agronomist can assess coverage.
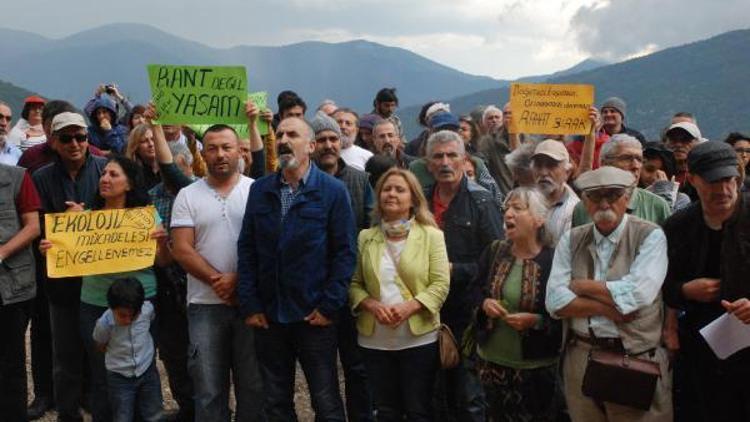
[510,83,594,135]
[45,207,157,278]
[148,65,248,125]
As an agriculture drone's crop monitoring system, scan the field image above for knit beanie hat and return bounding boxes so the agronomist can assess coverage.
[310,111,341,137]
[601,97,627,120]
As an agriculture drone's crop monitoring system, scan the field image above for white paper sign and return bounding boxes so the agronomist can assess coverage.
[699,312,750,359]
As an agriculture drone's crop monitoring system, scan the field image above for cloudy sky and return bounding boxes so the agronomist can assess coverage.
[4,0,748,79]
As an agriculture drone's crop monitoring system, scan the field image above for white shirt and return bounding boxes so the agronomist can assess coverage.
[358,239,438,351]
[171,175,253,304]
[340,145,373,172]
[0,142,22,166]
[545,215,668,338]
[545,184,580,246]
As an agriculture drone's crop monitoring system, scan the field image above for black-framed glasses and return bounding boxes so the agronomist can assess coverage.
[735,147,750,155]
[584,188,627,204]
[57,133,88,144]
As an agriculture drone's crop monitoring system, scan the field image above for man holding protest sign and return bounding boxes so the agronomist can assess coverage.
[32,111,108,421]
[171,123,264,422]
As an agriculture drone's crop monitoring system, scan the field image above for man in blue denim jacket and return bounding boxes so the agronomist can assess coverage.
[238,116,356,421]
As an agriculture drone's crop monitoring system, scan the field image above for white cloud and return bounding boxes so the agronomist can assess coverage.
[0,0,747,79]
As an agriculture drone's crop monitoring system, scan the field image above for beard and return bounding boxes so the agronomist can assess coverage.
[340,134,354,149]
[279,154,300,170]
[537,178,559,197]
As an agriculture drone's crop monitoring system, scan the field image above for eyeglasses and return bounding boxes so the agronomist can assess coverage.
[584,188,627,204]
[501,203,529,213]
[57,133,88,144]
[614,154,643,163]
[735,148,750,155]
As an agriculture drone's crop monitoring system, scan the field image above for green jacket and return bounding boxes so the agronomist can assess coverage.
[349,222,450,336]
[571,187,671,228]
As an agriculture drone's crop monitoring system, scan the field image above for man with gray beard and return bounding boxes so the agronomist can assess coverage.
[546,166,672,421]
[333,108,373,171]
[530,139,580,244]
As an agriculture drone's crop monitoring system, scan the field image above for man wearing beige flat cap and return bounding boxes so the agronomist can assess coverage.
[546,166,672,421]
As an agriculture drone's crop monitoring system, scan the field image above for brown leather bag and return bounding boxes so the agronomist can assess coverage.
[581,348,661,410]
[438,323,460,369]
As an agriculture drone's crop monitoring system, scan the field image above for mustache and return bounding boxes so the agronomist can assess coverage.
[438,165,454,174]
[593,210,618,223]
[277,145,293,155]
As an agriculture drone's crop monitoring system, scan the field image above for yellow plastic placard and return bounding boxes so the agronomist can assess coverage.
[509,83,595,135]
[45,206,157,278]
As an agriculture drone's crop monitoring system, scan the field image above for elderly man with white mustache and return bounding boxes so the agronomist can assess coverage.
[546,166,672,421]
[530,139,580,245]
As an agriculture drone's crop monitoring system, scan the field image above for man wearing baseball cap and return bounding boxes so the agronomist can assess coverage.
[662,141,750,421]
[546,166,671,420]
[531,139,580,244]
[32,111,108,421]
[664,121,703,201]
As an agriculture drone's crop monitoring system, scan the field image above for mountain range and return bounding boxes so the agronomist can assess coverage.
[400,29,750,141]
[0,23,506,116]
[0,23,747,142]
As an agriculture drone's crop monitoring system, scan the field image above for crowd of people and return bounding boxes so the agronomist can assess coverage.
[0,82,748,422]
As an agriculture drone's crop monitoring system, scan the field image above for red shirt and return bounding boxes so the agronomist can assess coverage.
[566,132,609,170]
[432,188,448,228]
[16,171,41,214]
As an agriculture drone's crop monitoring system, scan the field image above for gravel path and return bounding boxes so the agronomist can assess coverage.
[26,329,323,421]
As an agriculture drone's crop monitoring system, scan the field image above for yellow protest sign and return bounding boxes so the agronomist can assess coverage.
[509,83,595,135]
[45,207,157,278]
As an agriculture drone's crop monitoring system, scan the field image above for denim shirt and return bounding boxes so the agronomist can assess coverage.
[93,302,155,378]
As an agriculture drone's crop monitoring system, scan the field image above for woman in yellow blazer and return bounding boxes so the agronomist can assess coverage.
[349,167,450,422]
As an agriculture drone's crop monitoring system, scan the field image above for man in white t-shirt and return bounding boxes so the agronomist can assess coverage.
[334,108,373,171]
[171,124,263,422]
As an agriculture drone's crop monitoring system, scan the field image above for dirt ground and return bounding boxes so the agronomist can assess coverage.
[25,328,322,421]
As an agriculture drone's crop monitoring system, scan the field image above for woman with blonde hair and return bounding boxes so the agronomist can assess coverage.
[350,167,450,421]
[125,123,160,189]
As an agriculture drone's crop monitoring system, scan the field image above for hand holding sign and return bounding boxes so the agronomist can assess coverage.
[44,207,158,278]
[510,83,595,135]
[147,65,248,125]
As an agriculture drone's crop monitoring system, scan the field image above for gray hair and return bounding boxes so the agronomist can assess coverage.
[372,119,399,137]
[316,99,337,112]
[504,186,551,245]
[600,134,642,165]
[505,142,535,175]
[425,130,465,157]
[482,105,502,123]
[169,141,194,167]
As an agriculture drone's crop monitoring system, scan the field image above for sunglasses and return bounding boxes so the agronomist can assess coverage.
[57,133,88,144]
[584,188,626,204]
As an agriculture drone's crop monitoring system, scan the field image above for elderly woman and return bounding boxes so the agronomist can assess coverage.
[349,167,450,422]
[468,186,561,422]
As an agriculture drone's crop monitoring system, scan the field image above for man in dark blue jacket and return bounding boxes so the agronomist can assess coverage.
[238,116,356,421]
